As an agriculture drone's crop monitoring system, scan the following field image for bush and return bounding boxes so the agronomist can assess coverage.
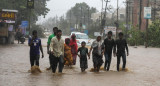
[148,20,160,47]
[121,25,145,46]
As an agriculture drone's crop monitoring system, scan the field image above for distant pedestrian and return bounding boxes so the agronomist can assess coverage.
[70,34,78,65]
[64,38,73,67]
[50,30,64,73]
[89,36,104,72]
[103,31,116,71]
[16,28,22,44]
[115,32,129,71]
[28,30,44,67]
[77,41,90,72]
[47,27,58,70]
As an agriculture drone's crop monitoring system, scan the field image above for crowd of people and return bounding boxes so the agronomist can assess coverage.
[28,27,129,74]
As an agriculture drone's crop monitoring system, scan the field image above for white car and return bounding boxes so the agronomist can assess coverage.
[73,33,91,46]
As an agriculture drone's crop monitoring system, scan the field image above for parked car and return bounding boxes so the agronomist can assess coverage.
[72,32,91,46]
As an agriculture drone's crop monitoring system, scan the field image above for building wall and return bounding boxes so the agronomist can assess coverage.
[91,8,126,22]
[133,0,148,31]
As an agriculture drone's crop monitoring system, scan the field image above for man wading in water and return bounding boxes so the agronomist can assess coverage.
[103,31,116,71]
[47,27,58,70]
[28,30,44,67]
[50,30,64,74]
[115,32,129,71]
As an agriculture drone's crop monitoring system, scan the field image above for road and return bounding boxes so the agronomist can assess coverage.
[0,38,160,86]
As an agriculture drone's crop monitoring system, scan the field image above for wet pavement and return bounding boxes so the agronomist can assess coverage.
[0,38,160,86]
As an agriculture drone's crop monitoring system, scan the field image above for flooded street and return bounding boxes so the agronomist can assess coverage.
[0,38,160,86]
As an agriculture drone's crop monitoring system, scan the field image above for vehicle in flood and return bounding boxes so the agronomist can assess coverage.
[74,32,91,46]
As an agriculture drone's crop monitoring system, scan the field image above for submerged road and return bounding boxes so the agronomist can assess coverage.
[0,38,160,86]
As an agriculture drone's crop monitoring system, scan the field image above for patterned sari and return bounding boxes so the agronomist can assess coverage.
[70,35,78,65]
[64,44,73,65]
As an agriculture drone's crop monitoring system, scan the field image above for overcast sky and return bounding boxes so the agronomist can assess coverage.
[37,0,125,23]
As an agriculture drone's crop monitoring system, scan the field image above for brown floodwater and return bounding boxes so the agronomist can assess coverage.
[0,38,160,86]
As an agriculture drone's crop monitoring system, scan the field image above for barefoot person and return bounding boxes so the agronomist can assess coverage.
[28,30,44,67]
[50,30,64,73]
[77,41,90,72]
[70,34,78,65]
[115,32,129,71]
[89,36,104,72]
[47,27,58,70]
[64,38,73,67]
[103,31,116,71]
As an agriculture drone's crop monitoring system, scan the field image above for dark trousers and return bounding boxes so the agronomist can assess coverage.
[30,55,40,67]
[104,52,112,70]
[117,53,126,71]
[49,53,53,67]
[51,55,64,73]
[18,37,20,44]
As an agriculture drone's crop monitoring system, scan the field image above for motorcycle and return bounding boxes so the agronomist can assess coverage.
[20,34,25,44]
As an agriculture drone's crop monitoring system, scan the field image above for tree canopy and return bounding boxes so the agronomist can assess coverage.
[0,0,50,24]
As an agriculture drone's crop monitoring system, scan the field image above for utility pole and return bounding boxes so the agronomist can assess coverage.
[88,8,90,27]
[28,9,31,35]
[84,15,85,25]
[70,10,71,29]
[101,0,104,21]
[116,0,119,39]
[27,0,34,35]
[139,0,142,30]
[80,6,82,32]
[128,1,131,23]
[132,5,134,24]
[145,0,150,48]
[125,1,129,39]
[153,0,156,21]
[76,15,78,30]
[124,0,132,39]
[99,16,101,26]
[101,0,110,36]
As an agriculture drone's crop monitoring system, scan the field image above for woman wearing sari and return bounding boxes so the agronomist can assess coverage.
[70,34,78,65]
[64,38,73,66]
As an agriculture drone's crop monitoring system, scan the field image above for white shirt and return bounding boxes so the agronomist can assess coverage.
[50,37,64,57]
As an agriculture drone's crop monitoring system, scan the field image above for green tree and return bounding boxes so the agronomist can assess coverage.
[42,2,98,36]
[0,0,50,37]
[0,0,50,25]
[148,20,160,47]
[127,26,144,46]
[66,2,97,29]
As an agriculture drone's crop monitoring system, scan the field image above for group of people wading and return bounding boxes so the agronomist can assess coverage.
[28,27,129,74]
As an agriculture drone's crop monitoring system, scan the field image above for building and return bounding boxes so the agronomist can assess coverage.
[132,0,148,31]
[132,0,160,31]
[91,8,126,22]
